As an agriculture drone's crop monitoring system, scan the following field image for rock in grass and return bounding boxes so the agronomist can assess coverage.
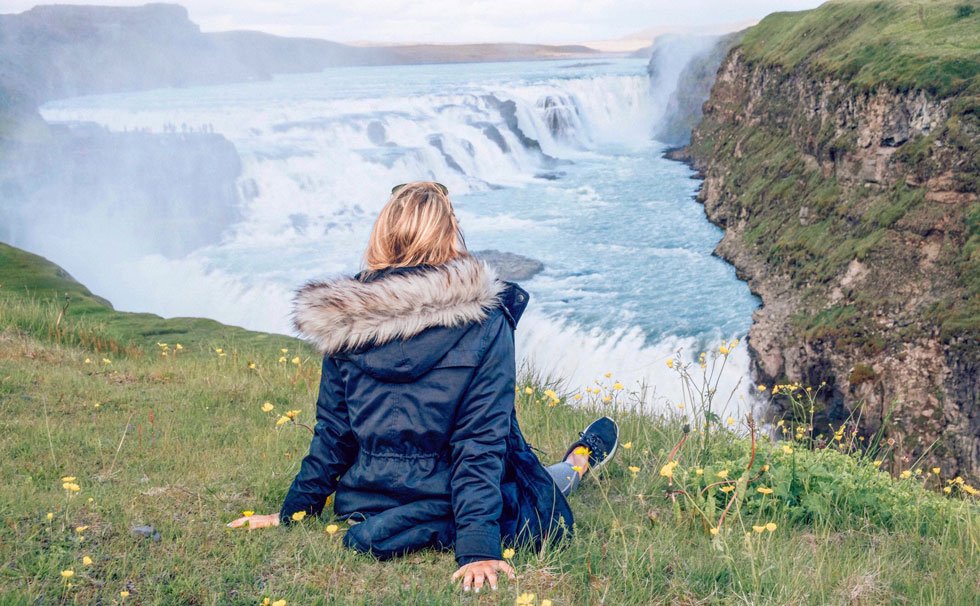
[472,249,544,281]
[131,524,161,542]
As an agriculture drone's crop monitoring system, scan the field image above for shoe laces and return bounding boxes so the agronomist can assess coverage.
[577,432,606,459]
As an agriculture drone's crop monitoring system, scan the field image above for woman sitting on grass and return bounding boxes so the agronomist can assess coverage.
[229,181,619,593]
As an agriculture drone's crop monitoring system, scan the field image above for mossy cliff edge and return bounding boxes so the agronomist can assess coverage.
[675,0,979,479]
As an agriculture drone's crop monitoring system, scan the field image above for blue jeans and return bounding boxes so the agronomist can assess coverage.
[545,461,581,497]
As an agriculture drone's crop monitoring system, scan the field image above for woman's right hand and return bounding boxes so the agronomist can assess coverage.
[227,513,280,530]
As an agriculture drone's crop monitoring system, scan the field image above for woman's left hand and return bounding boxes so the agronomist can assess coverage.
[451,559,516,592]
[226,513,280,530]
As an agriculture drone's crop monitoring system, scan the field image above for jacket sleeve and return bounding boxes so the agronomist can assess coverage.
[279,355,358,526]
[449,312,515,565]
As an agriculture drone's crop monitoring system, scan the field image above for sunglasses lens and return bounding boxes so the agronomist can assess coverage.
[390,182,449,196]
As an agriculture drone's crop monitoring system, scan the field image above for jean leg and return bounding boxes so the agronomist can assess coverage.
[545,461,581,497]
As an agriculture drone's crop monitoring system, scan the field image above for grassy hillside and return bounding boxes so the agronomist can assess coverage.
[740,0,980,96]
[1,243,977,604]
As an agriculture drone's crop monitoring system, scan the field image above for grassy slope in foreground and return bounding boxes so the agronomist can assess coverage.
[1,242,977,605]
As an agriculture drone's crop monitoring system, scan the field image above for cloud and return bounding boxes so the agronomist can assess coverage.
[2,1,826,44]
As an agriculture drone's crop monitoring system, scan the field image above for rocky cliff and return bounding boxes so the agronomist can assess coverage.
[678,0,979,479]
[0,122,243,260]
[647,31,744,146]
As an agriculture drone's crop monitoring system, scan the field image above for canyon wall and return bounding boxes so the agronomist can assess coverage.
[677,0,978,479]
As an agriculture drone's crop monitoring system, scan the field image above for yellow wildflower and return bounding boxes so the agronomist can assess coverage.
[63,482,81,492]
[782,445,793,455]
[765,522,777,532]
[278,356,287,363]
[214,348,223,354]
[720,486,735,493]
[75,525,88,533]
[276,416,289,427]
[873,460,882,468]
[612,381,623,390]
[716,469,729,479]
[524,386,533,394]
[175,343,183,350]
[572,446,591,457]
[719,344,730,355]
[46,512,54,521]
[102,358,112,365]
[571,465,583,473]
[516,593,536,606]
[326,524,339,535]
[82,555,93,565]
[543,389,558,400]
[752,525,765,533]
[659,461,678,478]
[60,570,74,579]
[541,600,553,606]
[695,468,704,476]
[242,510,254,517]
[962,484,978,496]
[666,358,674,369]
[761,464,769,472]
[757,384,766,392]
[602,395,612,403]
[628,466,641,474]
[120,590,130,598]
[604,372,612,378]
[573,393,582,400]
[247,361,257,369]
[291,511,306,522]
[272,600,287,606]
[291,356,301,365]
[503,548,515,559]
[757,487,773,495]
[943,486,952,494]
[709,527,719,536]
[932,467,941,474]
[84,358,91,364]
[900,470,912,479]
[261,402,274,413]
[61,476,76,482]
[726,417,735,426]
[285,409,301,419]
[622,441,632,449]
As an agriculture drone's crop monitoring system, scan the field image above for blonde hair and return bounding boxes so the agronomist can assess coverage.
[363,181,467,271]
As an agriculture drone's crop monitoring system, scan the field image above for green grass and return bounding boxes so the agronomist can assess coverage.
[1,248,978,604]
[740,0,980,97]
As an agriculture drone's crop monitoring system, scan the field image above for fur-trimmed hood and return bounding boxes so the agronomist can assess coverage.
[292,255,526,356]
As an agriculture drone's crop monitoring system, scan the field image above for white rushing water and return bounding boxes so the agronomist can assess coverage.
[36,57,760,415]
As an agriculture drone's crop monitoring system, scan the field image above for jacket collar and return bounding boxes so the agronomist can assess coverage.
[292,254,521,355]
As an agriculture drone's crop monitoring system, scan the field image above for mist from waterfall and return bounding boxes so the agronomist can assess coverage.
[22,55,759,413]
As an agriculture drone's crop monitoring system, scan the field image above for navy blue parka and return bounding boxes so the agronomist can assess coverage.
[278,255,573,565]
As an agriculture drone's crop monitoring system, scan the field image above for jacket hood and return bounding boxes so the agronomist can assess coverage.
[292,255,527,380]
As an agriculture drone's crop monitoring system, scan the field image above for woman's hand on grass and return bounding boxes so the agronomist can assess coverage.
[451,559,515,593]
[226,513,279,530]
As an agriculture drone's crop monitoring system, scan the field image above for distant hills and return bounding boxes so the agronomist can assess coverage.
[0,3,601,108]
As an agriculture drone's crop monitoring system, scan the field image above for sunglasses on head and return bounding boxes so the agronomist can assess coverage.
[391,182,449,196]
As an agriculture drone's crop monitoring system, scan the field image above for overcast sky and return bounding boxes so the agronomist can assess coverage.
[3,1,827,44]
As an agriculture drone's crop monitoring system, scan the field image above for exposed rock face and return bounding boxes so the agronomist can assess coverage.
[472,250,545,281]
[684,47,979,480]
[646,31,744,146]
[0,121,243,259]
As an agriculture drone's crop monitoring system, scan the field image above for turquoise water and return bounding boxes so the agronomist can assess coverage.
[40,58,759,407]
